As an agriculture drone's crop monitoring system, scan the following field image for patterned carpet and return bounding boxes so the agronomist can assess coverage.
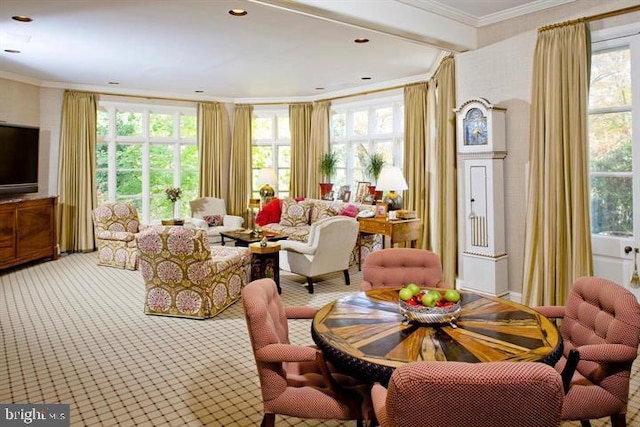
[0,252,637,426]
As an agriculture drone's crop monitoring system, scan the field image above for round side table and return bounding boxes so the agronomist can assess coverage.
[249,242,281,294]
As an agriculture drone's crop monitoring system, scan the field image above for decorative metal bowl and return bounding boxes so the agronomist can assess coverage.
[399,300,461,325]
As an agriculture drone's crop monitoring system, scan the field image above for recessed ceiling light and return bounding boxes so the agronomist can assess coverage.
[108,81,119,85]
[12,16,32,23]
[361,77,372,80]
[4,49,21,54]
[229,9,248,16]
[354,38,369,43]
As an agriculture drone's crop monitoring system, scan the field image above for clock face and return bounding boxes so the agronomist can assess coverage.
[464,108,488,145]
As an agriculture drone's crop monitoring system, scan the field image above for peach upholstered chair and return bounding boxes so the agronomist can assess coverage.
[533,277,640,427]
[372,361,564,427]
[92,202,141,270]
[360,248,449,291]
[241,278,371,427]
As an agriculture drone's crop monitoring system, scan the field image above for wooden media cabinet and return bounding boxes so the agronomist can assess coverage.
[0,196,58,270]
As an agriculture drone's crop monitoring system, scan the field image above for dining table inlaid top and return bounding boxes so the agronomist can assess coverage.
[311,288,562,384]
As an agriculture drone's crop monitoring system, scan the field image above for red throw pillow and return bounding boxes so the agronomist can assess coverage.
[256,198,281,226]
[340,204,359,218]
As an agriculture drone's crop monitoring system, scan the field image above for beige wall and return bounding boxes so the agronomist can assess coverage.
[456,0,640,298]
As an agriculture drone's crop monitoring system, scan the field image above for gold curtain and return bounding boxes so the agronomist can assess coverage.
[57,90,97,253]
[432,55,458,286]
[197,102,226,197]
[522,22,593,306]
[308,101,331,199]
[229,104,253,217]
[404,82,431,249]
[289,103,312,198]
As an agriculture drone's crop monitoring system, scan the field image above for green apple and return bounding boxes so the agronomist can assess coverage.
[406,283,421,296]
[444,288,461,303]
[428,290,442,302]
[399,287,414,301]
[421,293,436,307]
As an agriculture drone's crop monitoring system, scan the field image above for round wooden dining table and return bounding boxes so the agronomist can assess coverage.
[311,288,563,385]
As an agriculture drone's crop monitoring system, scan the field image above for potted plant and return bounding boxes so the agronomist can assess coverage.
[365,152,385,200]
[365,152,386,184]
[319,151,339,198]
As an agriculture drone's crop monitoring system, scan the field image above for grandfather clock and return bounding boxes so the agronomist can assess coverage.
[455,98,509,297]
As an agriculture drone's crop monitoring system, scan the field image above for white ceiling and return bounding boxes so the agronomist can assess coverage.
[0,0,574,102]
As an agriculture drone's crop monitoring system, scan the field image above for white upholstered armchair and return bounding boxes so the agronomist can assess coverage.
[279,216,359,294]
[188,197,244,245]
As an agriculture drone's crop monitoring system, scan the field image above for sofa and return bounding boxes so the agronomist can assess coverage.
[257,198,382,265]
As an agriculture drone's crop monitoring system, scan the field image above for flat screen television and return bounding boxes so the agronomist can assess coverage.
[0,123,39,195]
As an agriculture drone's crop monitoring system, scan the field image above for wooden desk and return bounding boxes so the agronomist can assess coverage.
[357,217,422,270]
[311,288,562,385]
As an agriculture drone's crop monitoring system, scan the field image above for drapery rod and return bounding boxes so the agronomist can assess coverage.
[539,4,640,32]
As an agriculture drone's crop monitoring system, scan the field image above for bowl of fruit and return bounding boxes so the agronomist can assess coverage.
[398,284,462,325]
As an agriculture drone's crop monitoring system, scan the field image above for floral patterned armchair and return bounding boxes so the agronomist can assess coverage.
[137,226,251,319]
[92,202,141,270]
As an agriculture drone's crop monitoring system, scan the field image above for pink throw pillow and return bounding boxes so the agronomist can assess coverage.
[340,205,359,218]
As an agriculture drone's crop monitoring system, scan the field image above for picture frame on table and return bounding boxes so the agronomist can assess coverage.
[341,190,351,203]
[322,191,335,201]
[375,202,388,218]
[355,181,371,204]
[337,185,350,201]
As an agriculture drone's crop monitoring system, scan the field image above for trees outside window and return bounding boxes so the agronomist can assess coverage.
[251,108,290,199]
[330,95,404,195]
[589,47,633,236]
[96,102,197,223]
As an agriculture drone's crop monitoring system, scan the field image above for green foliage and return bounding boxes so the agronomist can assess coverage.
[319,151,339,182]
[365,152,386,183]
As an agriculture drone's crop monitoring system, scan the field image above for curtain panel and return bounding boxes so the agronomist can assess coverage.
[431,55,458,287]
[308,101,331,199]
[522,22,593,306]
[229,104,253,217]
[197,102,227,198]
[289,103,312,198]
[57,90,97,253]
[404,82,431,249]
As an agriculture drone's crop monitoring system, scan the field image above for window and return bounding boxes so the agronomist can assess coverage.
[96,102,198,223]
[251,108,290,199]
[588,46,634,236]
[330,95,404,194]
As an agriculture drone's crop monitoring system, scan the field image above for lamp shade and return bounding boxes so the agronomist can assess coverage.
[376,166,408,191]
[256,168,277,186]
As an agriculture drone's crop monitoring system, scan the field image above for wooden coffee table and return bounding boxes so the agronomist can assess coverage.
[219,230,287,247]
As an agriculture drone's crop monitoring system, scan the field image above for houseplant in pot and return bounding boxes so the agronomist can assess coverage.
[319,151,339,199]
[365,152,385,200]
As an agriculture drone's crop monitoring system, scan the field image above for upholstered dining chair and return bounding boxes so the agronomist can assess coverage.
[360,248,449,291]
[372,361,564,427]
[279,216,360,293]
[241,278,371,427]
[92,202,141,270]
[533,276,640,427]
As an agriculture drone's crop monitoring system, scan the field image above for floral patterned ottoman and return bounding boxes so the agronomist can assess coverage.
[137,226,250,319]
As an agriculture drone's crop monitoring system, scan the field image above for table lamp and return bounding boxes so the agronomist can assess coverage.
[376,166,408,211]
[257,168,277,203]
